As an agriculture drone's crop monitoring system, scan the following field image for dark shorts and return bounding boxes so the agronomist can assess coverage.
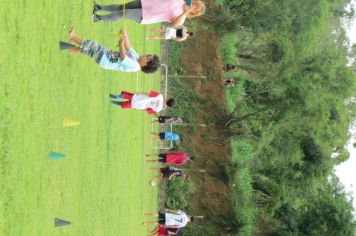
[159,132,165,140]
[158,153,167,163]
[158,212,165,225]
[80,40,106,63]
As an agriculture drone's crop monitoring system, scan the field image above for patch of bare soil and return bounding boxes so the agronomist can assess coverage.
[179,31,234,229]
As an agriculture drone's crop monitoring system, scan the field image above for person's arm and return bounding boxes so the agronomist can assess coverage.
[146,108,156,115]
[170,7,192,27]
[148,91,160,97]
[165,225,179,229]
[118,39,126,60]
[173,36,187,42]
[164,209,178,214]
[121,28,132,50]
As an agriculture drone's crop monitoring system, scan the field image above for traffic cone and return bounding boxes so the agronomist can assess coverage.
[59,41,76,50]
[63,118,80,127]
[55,218,71,227]
[49,152,66,160]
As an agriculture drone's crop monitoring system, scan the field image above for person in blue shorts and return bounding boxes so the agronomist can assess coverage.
[64,28,160,73]
[150,132,181,142]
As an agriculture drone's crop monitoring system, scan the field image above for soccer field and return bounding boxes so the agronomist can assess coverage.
[0,1,160,235]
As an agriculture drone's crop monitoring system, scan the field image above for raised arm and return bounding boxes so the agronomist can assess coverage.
[170,8,192,27]
[118,39,126,60]
[121,28,132,50]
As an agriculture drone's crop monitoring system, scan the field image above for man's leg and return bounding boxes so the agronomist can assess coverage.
[94,0,141,12]
[94,9,142,23]
[144,213,159,216]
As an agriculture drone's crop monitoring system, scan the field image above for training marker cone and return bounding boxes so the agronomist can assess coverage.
[55,218,71,227]
[63,118,80,127]
[59,41,76,50]
[49,152,66,160]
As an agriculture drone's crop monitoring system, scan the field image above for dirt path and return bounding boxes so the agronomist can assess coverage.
[158,30,235,234]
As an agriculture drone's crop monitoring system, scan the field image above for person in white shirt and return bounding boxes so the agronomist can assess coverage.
[143,209,194,228]
[110,90,176,114]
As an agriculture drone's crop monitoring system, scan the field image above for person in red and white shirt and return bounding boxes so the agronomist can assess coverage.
[145,151,193,166]
[110,91,176,114]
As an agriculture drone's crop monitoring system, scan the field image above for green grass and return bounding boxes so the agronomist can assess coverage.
[231,140,256,236]
[0,1,161,235]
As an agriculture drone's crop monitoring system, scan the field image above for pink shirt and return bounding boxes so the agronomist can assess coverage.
[140,0,184,24]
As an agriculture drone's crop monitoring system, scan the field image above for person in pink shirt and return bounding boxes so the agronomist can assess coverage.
[92,0,205,27]
[145,151,194,166]
[110,90,176,114]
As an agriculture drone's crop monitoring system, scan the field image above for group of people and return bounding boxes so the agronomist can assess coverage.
[60,1,207,234]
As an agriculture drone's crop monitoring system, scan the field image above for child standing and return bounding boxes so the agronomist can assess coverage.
[145,151,193,166]
[110,91,176,114]
[146,26,194,41]
[150,132,181,142]
[151,115,185,124]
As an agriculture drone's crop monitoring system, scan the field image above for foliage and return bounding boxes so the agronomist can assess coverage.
[165,178,190,209]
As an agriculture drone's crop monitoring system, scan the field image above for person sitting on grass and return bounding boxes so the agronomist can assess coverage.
[110,91,176,114]
[148,166,189,181]
[146,26,194,42]
[150,132,181,143]
[143,209,194,229]
[145,151,193,166]
[64,28,160,73]
[151,115,185,124]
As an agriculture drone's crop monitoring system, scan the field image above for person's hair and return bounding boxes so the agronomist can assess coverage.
[190,216,195,222]
[166,98,176,108]
[188,31,195,38]
[141,55,160,73]
[188,156,194,161]
[179,136,183,143]
[187,1,206,18]
[180,117,186,123]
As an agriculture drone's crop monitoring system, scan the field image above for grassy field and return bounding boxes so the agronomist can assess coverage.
[0,1,160,235]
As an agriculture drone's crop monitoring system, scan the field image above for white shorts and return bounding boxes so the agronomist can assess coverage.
[164,28,176,40]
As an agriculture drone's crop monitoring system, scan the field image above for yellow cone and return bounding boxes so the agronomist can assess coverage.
[63,118,80,127]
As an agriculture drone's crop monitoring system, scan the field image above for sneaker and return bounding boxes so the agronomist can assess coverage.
[109,94,117,99]
[93,1,101,14]
[92,13,101,23]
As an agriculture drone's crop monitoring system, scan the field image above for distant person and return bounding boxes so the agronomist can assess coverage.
[151,116,186,124]
[222,63,236,72]
[149,166,189,181]
[92,0,205,27]
[110,91,176,114]
[63,28,160,73]
[146,26,194,41]
[224,78,236,88]
[145,151,193,166]
[150,132,181,142]
[143,209,194,228]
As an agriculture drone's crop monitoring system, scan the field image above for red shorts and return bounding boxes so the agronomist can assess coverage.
[120,91,134,109]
